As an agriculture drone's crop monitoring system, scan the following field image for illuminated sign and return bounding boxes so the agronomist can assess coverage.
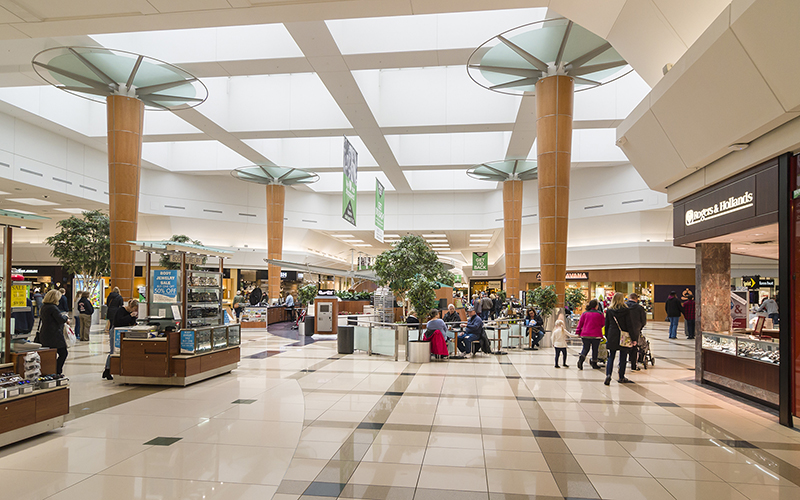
[685,191,754,227]
[536,272,589,281]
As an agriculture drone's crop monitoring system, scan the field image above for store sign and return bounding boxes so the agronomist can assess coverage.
[374,179,385,243]
[11,268,37,274]
[472,252,488,277]
[685,191,753,227]
[742,275,774,288]
[759,278,775,287]
[186,255,203,265]
[535,272,589,281]
[318,289,336,296]
[731,291,748,329]
[342,136,358,227]
[280,271,304,281]
[152,270,179,303]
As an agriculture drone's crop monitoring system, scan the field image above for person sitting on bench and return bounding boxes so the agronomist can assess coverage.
[458,306,483,355]
[424,309,449,358]
[525,308,545,350]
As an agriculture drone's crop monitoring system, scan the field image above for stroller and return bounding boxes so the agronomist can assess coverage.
[636,333,655,368]
[597,336,608,368]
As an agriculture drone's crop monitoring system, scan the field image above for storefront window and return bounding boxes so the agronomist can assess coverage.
[0,228,5,363]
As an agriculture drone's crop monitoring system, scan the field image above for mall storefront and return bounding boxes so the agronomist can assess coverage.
[672,153,795,427]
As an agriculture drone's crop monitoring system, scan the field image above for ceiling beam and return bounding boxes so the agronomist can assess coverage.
[285,20,411,192]
[504,96,537,160]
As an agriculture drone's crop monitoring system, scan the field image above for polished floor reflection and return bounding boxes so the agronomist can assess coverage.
[2,321,800,499]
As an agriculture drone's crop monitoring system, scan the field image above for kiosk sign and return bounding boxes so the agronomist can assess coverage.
[152,270,179,303]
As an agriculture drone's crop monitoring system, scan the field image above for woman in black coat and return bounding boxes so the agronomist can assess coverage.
[103,298,139,380]
[105,287,124,332]
[39,290,68,374]
[604,292,635,386]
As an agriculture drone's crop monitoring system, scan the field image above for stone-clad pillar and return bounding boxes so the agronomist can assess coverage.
[503,180,523,299]
[107,95,144,301]
[266,184,285,302]
[695,243,731,382]
[536,75,573,306]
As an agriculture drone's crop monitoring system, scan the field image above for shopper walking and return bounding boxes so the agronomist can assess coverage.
[472,294,483,319]
[39,290,68,374]
[103,299,139,380]
[105,287,124,334]
[576,299,604,370]
[626,293,647,371]
[57,288,69,314]
[604,292,635,385]
[682,293,696,339]
[77,290,94,341]
[665,291,682,339]
[481,293,493,321]
[33,289,43,318]
[72,292,82,338]
[233,290,245,321]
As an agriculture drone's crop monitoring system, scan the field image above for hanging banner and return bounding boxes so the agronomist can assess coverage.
[374,178,385,243]
[152,270,179,303]
[342,137,358,226]
[472,252,489,277]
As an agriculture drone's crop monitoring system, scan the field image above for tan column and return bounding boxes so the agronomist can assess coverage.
[266,183,286,302]
[536,75,573,306]
[503,179,523,298]
[107,95,144,301]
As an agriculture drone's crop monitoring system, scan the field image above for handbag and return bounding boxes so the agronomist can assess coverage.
[613,315,633,348]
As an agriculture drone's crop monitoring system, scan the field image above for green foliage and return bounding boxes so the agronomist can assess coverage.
[45,210,109,295]
[527,285,558,318]
[159,235,208,270]
[497,290,507,303]
[407,275,437,325]
[373,235,453,313]
[565,287,587,309]
[298,284,318,306]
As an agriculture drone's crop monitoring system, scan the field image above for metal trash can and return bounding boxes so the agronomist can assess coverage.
[304,316,315,336]
[337,326,354,354]
[408,340,431,363]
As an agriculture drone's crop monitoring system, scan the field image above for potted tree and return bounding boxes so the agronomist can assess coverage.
[297,284,318,336]
[527,285,558,345]
[45,210,110,301]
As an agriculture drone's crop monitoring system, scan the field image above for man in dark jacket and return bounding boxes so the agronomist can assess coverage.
[665,291,682,339]
[627,294,647,370]
[682,293,696,339]
[458,307,483,355]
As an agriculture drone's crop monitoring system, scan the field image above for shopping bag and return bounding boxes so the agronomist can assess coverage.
[63,324,77,347]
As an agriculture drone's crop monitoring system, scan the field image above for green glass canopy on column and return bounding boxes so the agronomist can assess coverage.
[31,46,208,302]
[232,165,319,302]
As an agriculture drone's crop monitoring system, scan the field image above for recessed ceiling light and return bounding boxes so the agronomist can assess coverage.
[332,234,355,238]
[56,208,88,214]
[728,143,749,151]
[426,239,448,243]
[7,198,58,206]
[0,190,9,195]
[469,234,491,237]
[470,238,491,241]
[353,244,372,247]
[469,244,487,247]
[384,234,400,238]
[423,234,446,238]
[342,239,364,243]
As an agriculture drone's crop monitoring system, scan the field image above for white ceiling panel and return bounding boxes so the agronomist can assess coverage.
[570,129,630,163]
[0,86,102,137]
[309,170,394,193]
[326,8,547,55]
[89,23,303,64]
[243,136,377,168]
[573,71,651,122]
[403,169,498,191]
[142,140,251,172]
[197,74,351,132]
[353,66,521,128]
[386,132,511,167]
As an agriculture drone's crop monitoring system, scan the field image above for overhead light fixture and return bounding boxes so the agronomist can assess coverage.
[469,234,491,237]
[332,234,355,238]
[7,198,58,206]
[55,208,88,214]
[469,244,487,247]
[423,234,446,238]
[0,190,9,195]
[353,244,372,247]
[470,238,491,241]
[426,239,448,243]
[728,143,749,151]
[342,239,364,243]
[384,234,400,238]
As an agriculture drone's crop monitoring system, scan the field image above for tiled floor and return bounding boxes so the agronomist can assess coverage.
[3,320,800,499]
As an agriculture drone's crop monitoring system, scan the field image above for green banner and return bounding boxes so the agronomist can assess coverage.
[473,252,488,277]
[374,178,385,242]
[342,137,358,226]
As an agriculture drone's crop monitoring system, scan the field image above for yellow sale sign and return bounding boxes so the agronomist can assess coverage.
[11,284,27,308]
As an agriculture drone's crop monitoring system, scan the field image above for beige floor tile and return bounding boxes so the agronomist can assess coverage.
[703,460,800,486]
[0,436,149,474]
[372,430,431,447]
[732,482,800,500]
[362,444,427,465]
[427,432,483,450]
[484,449,550,471]
[482,434,540,453]
[486,469,561,496]
[636,458,721,480]
[178,418,302,448]
[417,465,487,492]
[348,462,421,487]
[48,475,277,500]
[282,458,329,481]
[588,475,675,500]
[0,470,89,499]
[289,440,343,460]
[434,414,482,428]
[620,441,693,460]
[480,416,531,430]
[562,438,631,457]
[659,479,749,500]
[423,446,484,467]
[574,454,651,477]
[675,444,752,463]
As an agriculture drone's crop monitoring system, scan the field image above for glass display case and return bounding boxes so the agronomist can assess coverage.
[187,271,223,327]
[242,306,268,323]
[212,326,228,350]
[196,327,212,354]
[702,332,779,364]
[228,324,241,346]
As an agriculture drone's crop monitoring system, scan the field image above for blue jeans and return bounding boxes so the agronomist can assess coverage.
[458,333,479,354]
[668,316,679,338]
[685,319,695,338]
[527,328,544,347]
[606,348,629,379]
[769,313,779,326]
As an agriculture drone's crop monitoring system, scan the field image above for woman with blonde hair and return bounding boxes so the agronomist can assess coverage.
[39,289,69,374]
[604,292,635,385]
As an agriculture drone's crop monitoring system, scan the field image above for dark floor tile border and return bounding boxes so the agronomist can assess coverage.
[66,385,169,422]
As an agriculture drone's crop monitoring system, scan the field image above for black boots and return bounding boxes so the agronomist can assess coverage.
[604,376,611,386]
[590,360,600,369]
[578,355,585,370]
[102,369,113,381]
